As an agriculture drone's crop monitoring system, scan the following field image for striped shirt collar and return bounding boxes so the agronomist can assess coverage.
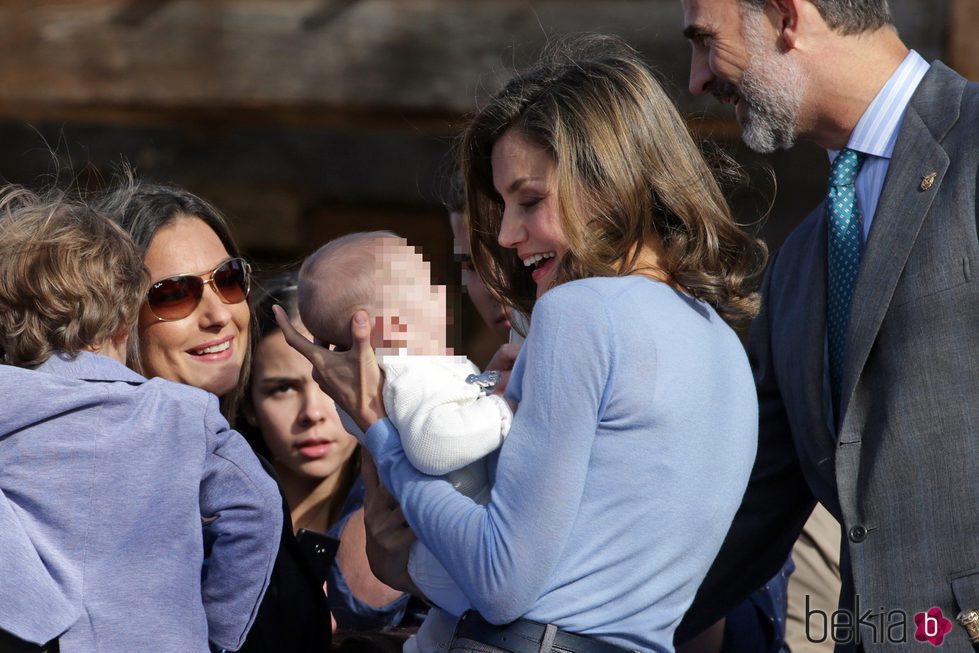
[830,49,929,162]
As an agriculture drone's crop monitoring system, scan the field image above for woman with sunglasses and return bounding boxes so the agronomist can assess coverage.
[98,182,253,415]
[97,178,409,650]
[97,181,304,649]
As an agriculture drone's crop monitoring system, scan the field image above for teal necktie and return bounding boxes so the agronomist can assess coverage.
[826,148,866,412]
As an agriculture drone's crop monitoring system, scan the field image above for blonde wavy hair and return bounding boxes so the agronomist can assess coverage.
[463,35,767,328]
[0,185,147,368]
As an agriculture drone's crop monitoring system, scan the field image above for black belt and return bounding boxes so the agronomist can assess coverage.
[454,611,634,653]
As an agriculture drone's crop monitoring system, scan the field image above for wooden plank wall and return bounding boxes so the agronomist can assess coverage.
[0,0,967,361]
[950,0,979,80]
[0,0,952,123]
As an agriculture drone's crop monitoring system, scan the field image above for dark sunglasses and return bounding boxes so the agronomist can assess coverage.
[146,257,251,322]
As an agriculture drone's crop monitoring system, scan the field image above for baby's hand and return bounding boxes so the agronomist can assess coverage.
[486,342,521,397]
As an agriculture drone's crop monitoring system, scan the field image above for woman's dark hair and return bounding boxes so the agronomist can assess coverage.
[253,271,302,344]
[95,172,253,422]
[239,271,301,460]
[96,174,242,260]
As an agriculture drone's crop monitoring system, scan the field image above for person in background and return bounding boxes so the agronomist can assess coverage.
[446,169,513,344]
[0,185,280,652]
[245,271,358,555]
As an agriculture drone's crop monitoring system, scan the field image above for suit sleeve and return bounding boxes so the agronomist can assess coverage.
[676,253,817,643]
[199,395,284,651]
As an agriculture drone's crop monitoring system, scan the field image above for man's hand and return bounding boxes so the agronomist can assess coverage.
[274,307,386,431]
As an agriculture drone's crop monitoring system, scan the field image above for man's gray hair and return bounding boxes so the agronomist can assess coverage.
[740,0,892,35]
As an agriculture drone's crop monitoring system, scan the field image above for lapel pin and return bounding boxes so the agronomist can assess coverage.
[920,172,937,191]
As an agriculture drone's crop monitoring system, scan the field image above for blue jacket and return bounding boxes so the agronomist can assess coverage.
[0,352,282,651]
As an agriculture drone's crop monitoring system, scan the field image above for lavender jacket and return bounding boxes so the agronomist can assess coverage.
[0,352,282,651]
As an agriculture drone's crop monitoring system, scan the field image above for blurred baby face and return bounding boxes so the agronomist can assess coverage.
[302,242,449,357]
[374,247,448,356]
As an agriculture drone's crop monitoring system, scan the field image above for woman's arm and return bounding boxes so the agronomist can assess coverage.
[370,288,612,622]
[335,507,408,607]
[325,462,412,631]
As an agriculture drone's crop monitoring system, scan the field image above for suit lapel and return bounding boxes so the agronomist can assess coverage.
[838,65,960,430]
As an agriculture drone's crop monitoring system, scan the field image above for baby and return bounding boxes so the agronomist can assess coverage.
[0,186,282,652]
[298,231,514,653]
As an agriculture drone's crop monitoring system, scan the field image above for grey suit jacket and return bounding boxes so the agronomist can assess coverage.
[679,62,979,652]
[0,352,283,651]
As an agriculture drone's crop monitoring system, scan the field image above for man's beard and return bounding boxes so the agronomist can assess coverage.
[721,9,807,153]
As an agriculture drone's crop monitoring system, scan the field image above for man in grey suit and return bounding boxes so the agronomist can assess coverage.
[676,0,979,651]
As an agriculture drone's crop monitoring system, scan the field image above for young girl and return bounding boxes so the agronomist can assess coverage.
[243,272,408,636]
[279,35,767,653]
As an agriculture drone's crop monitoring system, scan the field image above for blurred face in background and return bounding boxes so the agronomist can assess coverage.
[450,209,512,341]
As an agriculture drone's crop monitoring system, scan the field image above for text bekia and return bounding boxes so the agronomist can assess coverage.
[804,594,952,645]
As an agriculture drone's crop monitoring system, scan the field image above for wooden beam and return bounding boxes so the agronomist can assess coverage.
[949,0,979,80]
[0,0,949,128]
[0,1,690,120]
[0,118,453,207]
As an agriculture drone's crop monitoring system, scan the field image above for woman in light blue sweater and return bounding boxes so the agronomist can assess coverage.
[280,35,768,653]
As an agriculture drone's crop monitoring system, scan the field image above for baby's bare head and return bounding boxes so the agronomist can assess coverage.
[298,231,448,355]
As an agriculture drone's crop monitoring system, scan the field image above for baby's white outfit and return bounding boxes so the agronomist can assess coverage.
[380,353,512,653]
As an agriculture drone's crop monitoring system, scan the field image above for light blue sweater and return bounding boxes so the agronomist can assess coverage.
[364,277,758,652]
